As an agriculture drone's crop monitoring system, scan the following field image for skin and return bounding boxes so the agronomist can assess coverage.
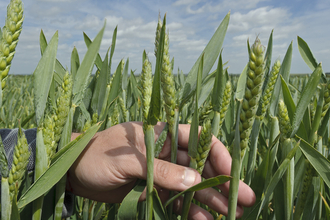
[67,122,256,220]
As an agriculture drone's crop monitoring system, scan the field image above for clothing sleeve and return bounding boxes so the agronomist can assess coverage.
[0,128,74,218]
[0,128,36,174]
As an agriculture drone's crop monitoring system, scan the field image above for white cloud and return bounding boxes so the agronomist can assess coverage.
[219,0,267,10]
[229,6,290,33]
[172,0,201,6]
[37,0,78,2]
[76,15,102,31]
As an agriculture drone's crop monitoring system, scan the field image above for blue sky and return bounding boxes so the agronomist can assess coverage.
[1,0,330,75]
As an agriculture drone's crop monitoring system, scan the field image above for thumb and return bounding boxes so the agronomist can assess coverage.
[152,158,201,191]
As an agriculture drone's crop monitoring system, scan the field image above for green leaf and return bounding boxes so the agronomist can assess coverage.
[235,64,248,101]
[102,60,122,121]
[10,193,20,220]
[180,12,230,109]
[298,137,330,189]
[83,32,103,70]
[211,51,225,112]
[290,63,322,137]
[122,58,129,91]
[243,144,270,219]
[18,123,101,209]
[128,70,140,108]
[71,47,80,80]
[117,179,146,220]
[297,36,318,71]
[90,48,110,115]
[58,106,75,150]
[280,76,309,141]
[164,175,231,207]
[257,142,299,217]
[188,54,203,159]
[72,22,105,106]
[147,15,166,125]
[280,75,296,121]
[54,107,74,220]
[153,189,168,220]
[1,178,11,220]
[198,71,215,108]
[34,129,48,187]
[33,31,58,125]
[39,29,66,84]
[263,30,273,80]
[318,104,330,137]
[108,26,117,80]
[321,193,330,220]
[39,29,47,55]
[269,41,293,117]
[244,117,262,185]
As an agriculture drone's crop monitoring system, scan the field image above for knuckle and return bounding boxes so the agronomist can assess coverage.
[155,161,170,180]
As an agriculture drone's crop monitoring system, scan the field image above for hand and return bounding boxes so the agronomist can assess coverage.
[67,122,255,219]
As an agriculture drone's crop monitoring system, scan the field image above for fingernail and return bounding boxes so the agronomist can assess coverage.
[182,168,196,187]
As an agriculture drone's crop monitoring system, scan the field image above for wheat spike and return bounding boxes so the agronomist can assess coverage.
[239,37,266,150]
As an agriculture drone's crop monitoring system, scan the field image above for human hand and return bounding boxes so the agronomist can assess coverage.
[67,122,255,219]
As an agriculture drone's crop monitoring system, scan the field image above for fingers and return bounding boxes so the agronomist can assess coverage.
[194,186,244,218]
[202,142,256,207]
[152,158,202,192]
[173,196,214,220]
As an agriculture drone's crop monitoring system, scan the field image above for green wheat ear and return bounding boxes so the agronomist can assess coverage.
[218,80,232,138]
[8,126,30,201]
[196,118,212,174]
[278,99,292,140]
[239,37,266,150]
[161,32,177,131]
[258,59,281,121]
[0,0,24,89]
[141,56,153,131]
[54,72,73,143]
